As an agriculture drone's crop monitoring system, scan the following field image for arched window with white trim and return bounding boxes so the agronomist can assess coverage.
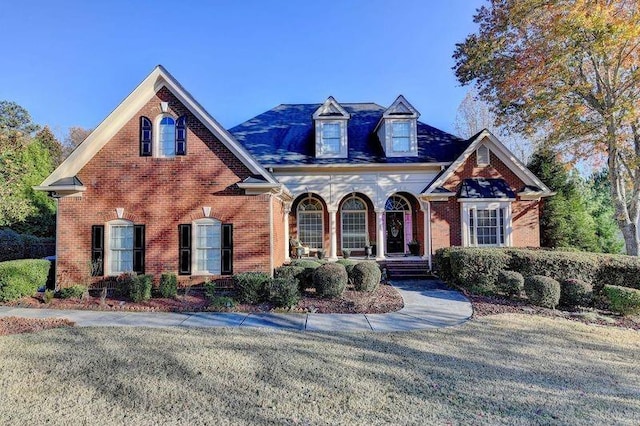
[158,116,176,157]
[297,198,324,249]
[341,197,367,250]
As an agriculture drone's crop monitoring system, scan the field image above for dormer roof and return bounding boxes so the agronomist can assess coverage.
[312,96,351,120]
[382,95,420,119]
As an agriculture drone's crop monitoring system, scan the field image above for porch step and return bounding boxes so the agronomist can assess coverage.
[378,260,434,280]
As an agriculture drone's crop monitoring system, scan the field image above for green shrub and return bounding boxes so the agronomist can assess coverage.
[351,262,381,292]
[21,234,54,259]
[289,260,322,289]
[335,259,357,267]
[43,289,55,304]
[560,279,593,308]
[269,277,300,308]
[507,249,599,284]
[449,248,510,294]
[233,272,271,304]
[274,266,306,290]
[603,285,640,316]
[0,229,25,262]
[60,285,87,299]
[0,259,50,302]
[524,275,561,309]
[313,263,347,298]
[209,296,236,309]
[159,273,178,298]
[290,259,322,268]
[129,274,153,302]
[596,256,640,291]
[204,279,216,301]
[497,270,524,297]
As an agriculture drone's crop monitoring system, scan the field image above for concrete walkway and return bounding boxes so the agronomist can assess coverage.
[0,280,472,332]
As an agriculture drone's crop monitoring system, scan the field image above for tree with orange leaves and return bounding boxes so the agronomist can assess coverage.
[454,0,640,254]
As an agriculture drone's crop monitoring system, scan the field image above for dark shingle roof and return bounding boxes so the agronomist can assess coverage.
[229,103,469,166]
[457,178,516,199]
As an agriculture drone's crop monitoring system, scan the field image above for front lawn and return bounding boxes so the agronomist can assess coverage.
[0,315,638,425]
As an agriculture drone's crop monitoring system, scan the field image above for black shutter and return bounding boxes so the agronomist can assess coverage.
[140,116,152,156]
[179,224,192,275]
[221,223,233,275]
[133,225,145,274]
[91,225,104,276]
[176,115,187,155]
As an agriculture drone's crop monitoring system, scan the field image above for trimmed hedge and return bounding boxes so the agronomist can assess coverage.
[269,277,300,308]
[313,263,347,298]
[524,275,561,309]
[434,247,640,295]
[130,274,153,302]
[274,266,306,290]
[288,260,322,289]
[59,285,87,299]
[0,229,55,262]
[351,262,381,292]
[159,273,178,298]
[603,285,640,316]
[234,272,271,304]
[0,259,51,301]
[497,270,524,297]
[560,279,593,308]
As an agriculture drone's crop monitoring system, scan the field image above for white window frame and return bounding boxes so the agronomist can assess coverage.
[380,118,418,157]
[461,201,512,247]
[154,114,176,158]
[315,119,348,159]
[192,218,222,275]
[476,145,491,166]
[340,197,368,250]
[391,121,412,153]
[105,219,134,276]
[297,198,324,250]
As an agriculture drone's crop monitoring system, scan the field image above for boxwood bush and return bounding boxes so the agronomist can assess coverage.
[497,270,524,297]
[129,274,153,302]
[159,273,178,298]
[289,260,322,289]
[351,262,381,292]
[524,275,561,309]
[449,248,510,294]
[59,285,87,299]
[274,266,306,290]
[269,277,300,308]
[560,279,593,308]
[603,285,640,316]
[233,272,271,304]
[313,263,347,298]
[0,259,51,301]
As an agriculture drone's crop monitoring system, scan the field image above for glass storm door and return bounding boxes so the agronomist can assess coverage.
[386,211,404,253]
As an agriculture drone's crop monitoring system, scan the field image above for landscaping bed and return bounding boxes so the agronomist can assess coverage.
[3,283,403,314]
[0,317,74,336]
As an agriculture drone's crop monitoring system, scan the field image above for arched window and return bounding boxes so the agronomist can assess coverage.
[158,116,176,157]
[297,198,323,249]
[385,195,411,212]
[341,197,367,250]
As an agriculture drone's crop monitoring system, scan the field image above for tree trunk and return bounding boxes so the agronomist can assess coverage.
[620,222,639,256]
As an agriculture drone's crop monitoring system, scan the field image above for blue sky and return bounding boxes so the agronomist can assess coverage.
[0,0,484,139]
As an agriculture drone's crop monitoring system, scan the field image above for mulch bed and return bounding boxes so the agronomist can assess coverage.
[3,283,404,315]
[0,317,75,336]
[469,293,640,331]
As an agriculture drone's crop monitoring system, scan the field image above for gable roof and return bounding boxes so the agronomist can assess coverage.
[457,178,516,199]
[229,103,468,166]
[38,65,276,188]
[422,129,553,196]
[313,96,351,119]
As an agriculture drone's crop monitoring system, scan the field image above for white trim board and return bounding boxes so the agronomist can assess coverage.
[39,65,276,188]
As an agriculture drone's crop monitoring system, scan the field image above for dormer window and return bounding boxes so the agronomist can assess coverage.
[376,95,420,157]
[476,145,490,166]
[139,113,187,158]
[313,96,350,159]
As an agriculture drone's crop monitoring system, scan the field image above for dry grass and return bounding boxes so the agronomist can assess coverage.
[0,314,638,425]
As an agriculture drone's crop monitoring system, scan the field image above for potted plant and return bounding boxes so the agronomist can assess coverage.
[407,239,420,256]
[290,238,305,259]
[342,249,351,259]
[316,249,325,260]
[370,239,377,257]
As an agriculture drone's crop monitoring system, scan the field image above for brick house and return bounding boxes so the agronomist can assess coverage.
[36,66,552,287]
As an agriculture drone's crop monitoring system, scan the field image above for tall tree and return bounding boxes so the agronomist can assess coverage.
[454,89,533,161]
[453,0,640,254]
[528,148,599,251]
[62,126,92,159]
[35,126,63,167]
[586,169,624,253]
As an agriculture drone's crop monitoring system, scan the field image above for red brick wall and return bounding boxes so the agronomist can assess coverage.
[430,148,541,251]
[56,87,272,286]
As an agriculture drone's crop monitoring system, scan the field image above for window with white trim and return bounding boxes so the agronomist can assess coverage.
[463,203,511,247]
[321,122,341,154]
[391,121,411,152]
[109,220,133,274]
[194,219,222,275]
[476,145,490,166]
[298,198,324,249]
[341,197,367,250]
[159,116,176,157]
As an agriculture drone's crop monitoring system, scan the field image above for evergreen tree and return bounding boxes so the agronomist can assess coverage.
[35,126,63,167]
[527,148,598,251]
[585,170,624,254]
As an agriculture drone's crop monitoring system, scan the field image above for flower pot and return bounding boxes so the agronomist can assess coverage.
[364,245,372,258]
[296,247,305,258]
[408,243,420,256]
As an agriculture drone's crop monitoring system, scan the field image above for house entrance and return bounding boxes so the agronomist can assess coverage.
[386,211,404,253]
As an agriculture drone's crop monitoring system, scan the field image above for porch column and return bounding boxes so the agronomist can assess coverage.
[375,209,386,260]
[420,200,432,269]
[284,203,291,262]
[328,208,338,261]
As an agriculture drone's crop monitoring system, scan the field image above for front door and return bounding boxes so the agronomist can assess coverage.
[386,212,404,253]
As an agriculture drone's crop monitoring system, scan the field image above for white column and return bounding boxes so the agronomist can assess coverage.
[420,201,432,269]
[375,209,386,260]
[329,209,338,261]
[284,204,291,262]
